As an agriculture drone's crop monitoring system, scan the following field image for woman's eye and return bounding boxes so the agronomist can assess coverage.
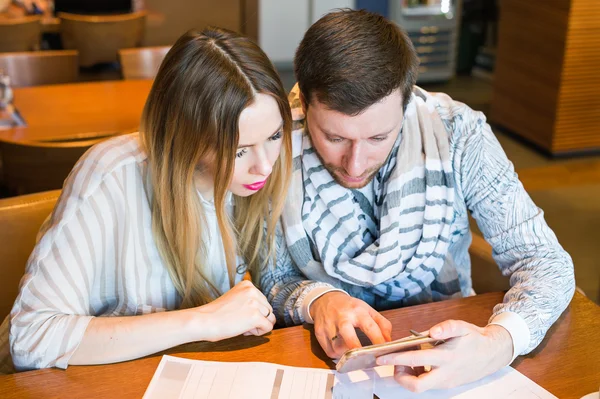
[236,148,248,158]
[269,131,282,141]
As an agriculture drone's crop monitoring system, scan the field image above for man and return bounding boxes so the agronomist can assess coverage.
[260,9,575,392]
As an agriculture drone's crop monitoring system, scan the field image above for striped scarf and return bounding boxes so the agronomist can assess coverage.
[281,87,461,302]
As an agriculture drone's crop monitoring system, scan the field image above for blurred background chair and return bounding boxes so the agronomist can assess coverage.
[0,16,41,52]
[59,11,147,67]
[118,45,169,80]
[0,50,78,87]
[0,137,104,195]
[0,189,61,321]
[469,233,510,293]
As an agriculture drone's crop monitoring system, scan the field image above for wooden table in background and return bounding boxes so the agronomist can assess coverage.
[0,292,597,398]
[2,79,153,143]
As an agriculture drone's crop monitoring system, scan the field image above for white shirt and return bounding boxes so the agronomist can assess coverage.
[198,191,235,295]
[7,133,241,370]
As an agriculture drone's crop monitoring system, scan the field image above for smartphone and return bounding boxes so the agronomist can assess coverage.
[335,333,439,373]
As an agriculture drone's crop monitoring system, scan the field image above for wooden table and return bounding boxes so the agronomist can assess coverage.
[0,292,597,398]
[2,79,153,143]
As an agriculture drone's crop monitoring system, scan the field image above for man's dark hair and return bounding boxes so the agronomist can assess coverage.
[294,9,419,114]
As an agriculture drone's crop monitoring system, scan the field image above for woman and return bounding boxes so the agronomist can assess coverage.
[6,27,292,370]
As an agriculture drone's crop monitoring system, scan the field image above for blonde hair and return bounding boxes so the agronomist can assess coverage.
[140,28,292,308]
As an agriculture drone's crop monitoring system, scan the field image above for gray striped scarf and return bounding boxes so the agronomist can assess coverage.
[281,87,461,302]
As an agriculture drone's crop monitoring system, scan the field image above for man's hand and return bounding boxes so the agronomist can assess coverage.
[310,291,392,358]
[376,320,513,393]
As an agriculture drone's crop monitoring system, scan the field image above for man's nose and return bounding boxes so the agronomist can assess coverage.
[342,142,366,177]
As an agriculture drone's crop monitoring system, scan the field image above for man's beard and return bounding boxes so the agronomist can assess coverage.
[314,148,382,189]
[305,122,383,189]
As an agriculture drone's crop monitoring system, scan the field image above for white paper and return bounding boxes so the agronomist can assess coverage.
[373,365,558,399]
[143,356,556,399]
[143,356,373,399]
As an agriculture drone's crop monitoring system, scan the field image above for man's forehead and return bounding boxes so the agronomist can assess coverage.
[309,103,402,139]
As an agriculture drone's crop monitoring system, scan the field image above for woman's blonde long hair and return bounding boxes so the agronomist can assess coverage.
[140,28,292,308]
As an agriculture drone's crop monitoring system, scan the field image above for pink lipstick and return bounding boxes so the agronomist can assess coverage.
[243,179,267,191]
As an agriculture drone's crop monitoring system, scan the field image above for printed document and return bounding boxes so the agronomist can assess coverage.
[143,355,557,399]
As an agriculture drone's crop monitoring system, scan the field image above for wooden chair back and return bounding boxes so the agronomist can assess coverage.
[118,46,169,80]
[469,233,510,293]
[0,16,42,52]
[0,138,105,195]
[0,190,61,320]
[59,11,147,67]
[0,50,78,87]
[0,189,61,375]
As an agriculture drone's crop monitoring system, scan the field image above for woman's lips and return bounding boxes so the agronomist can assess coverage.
[243,179,267,191]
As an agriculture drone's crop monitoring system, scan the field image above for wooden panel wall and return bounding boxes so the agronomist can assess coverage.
[241,0,259,42]
[143,0,243,46]
[554,0,600,152]
[491,0,600,155]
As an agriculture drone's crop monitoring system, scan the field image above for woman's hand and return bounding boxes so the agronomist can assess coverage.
[196,280,276,342]
[69,281,275,366]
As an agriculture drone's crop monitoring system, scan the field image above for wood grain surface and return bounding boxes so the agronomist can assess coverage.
[2,80,153,143]
[0,292,597,398]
